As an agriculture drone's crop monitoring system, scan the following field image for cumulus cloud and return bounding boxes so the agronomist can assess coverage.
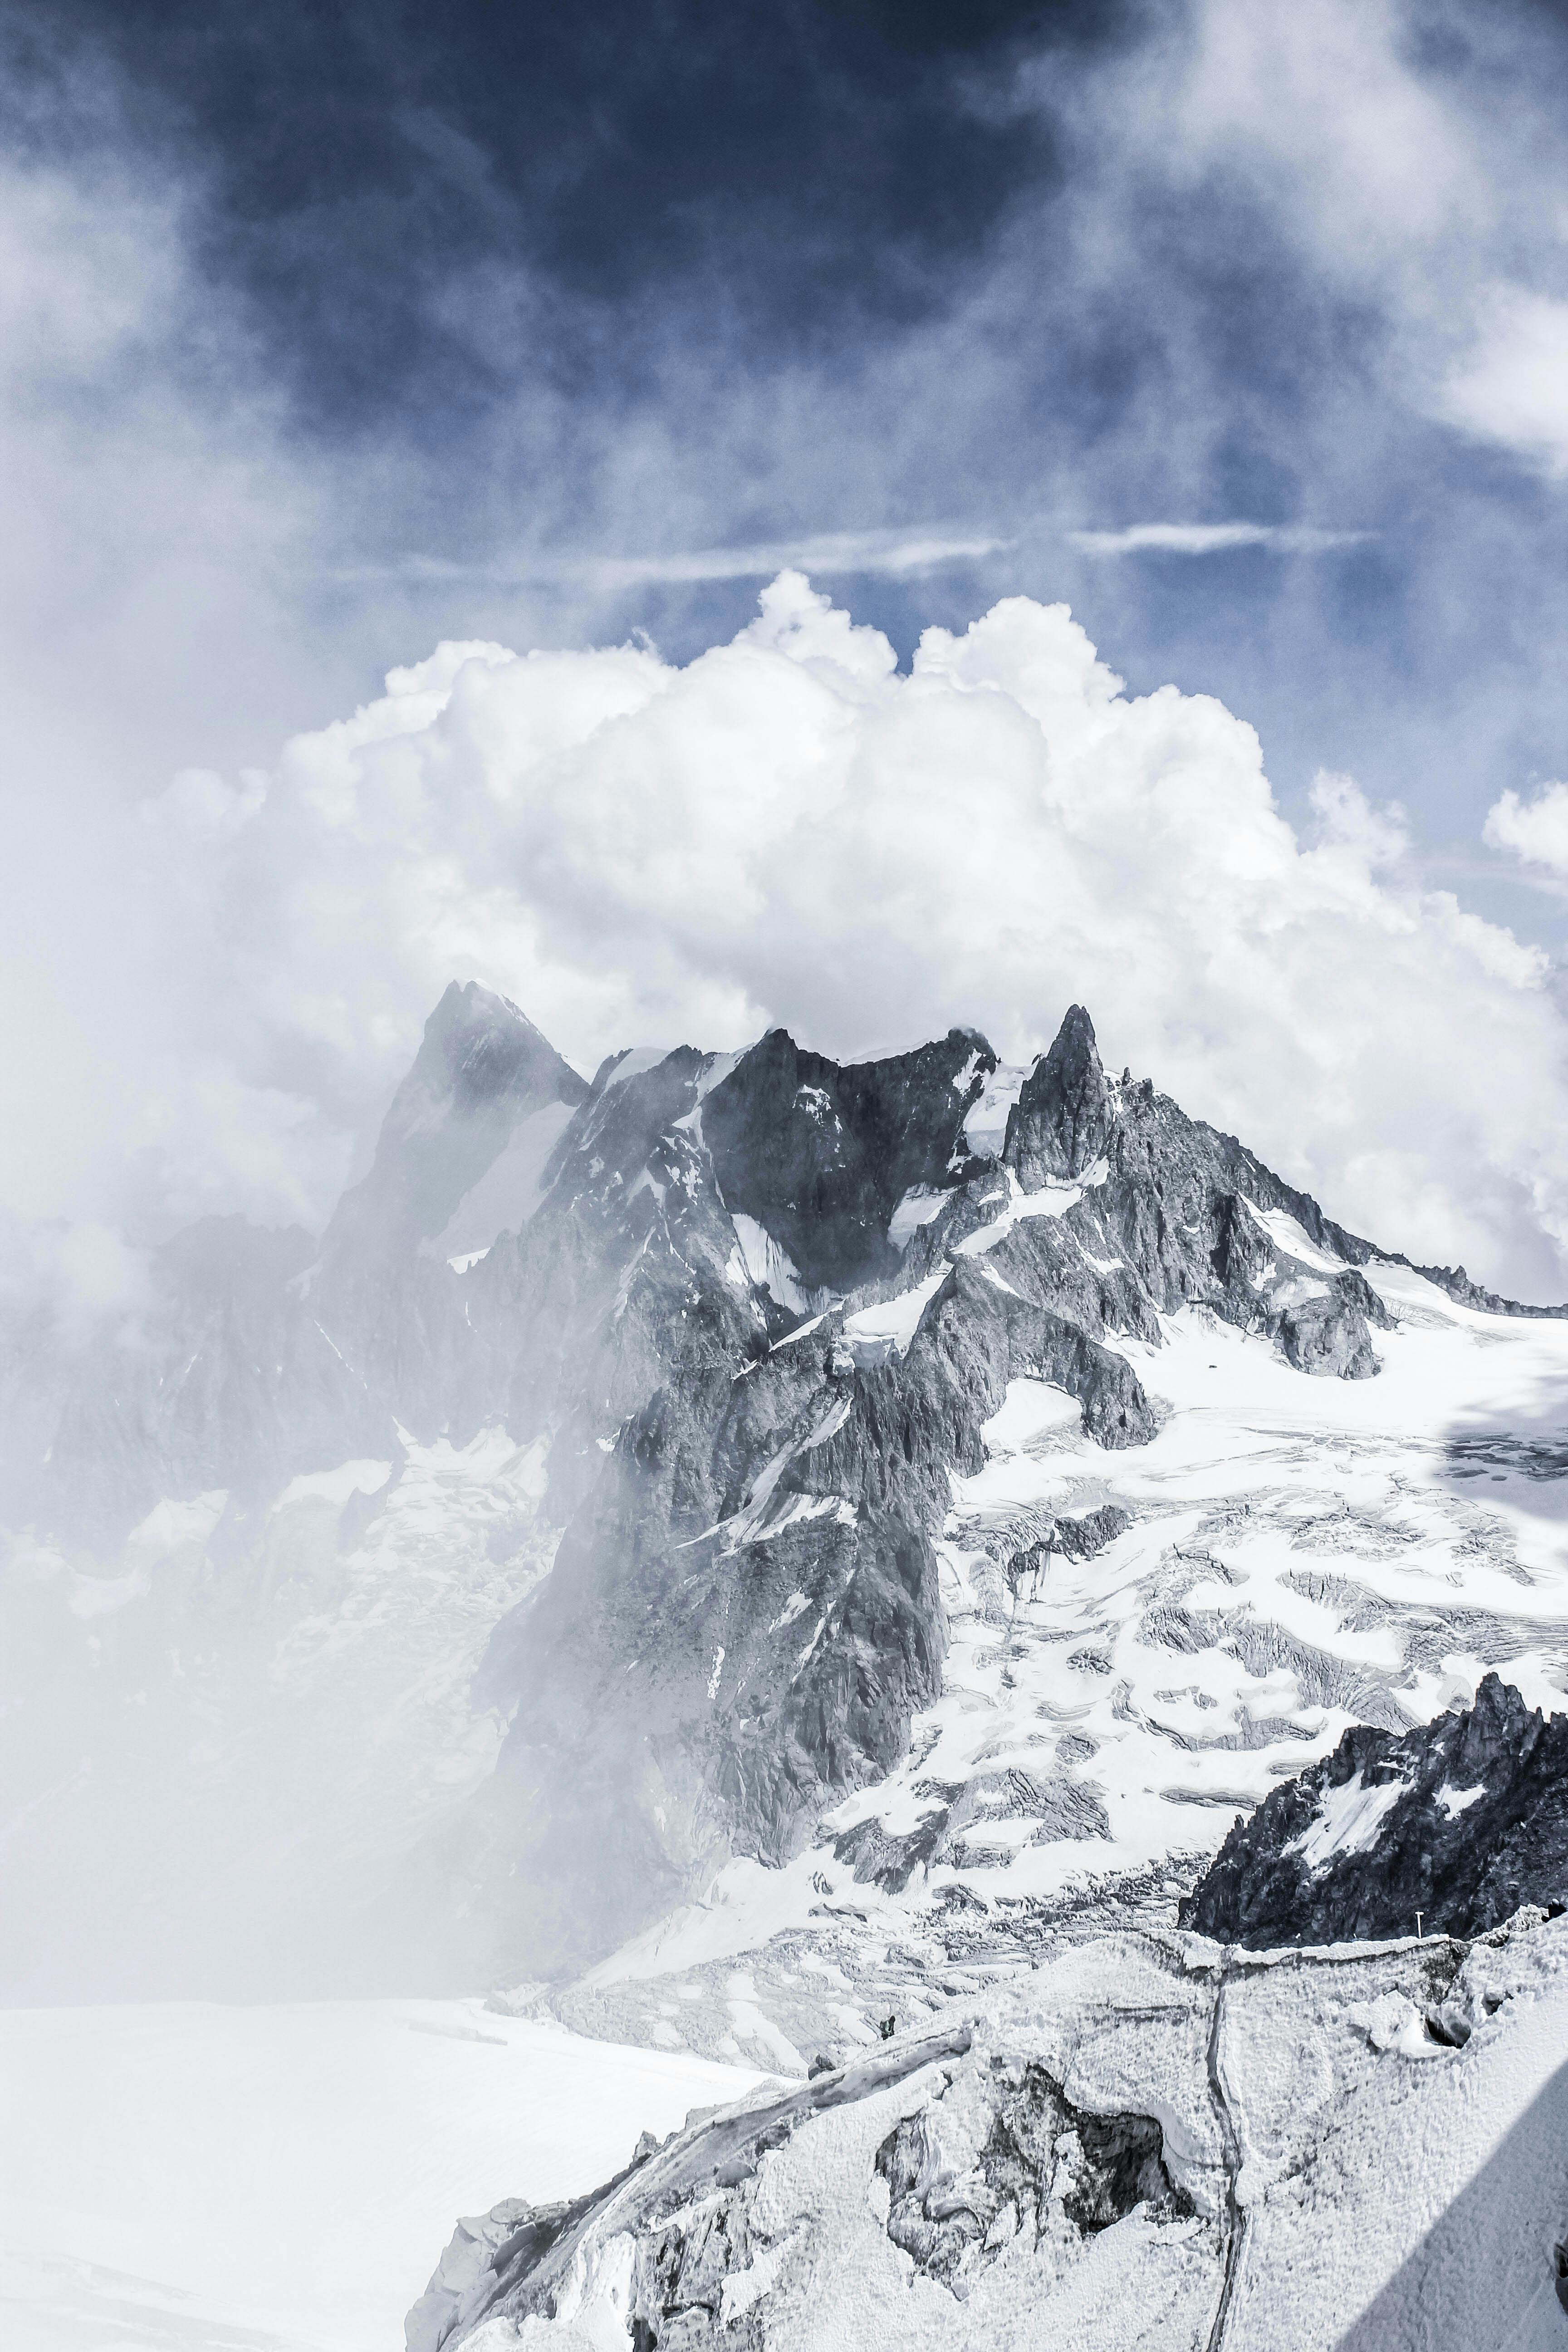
[108,570,1568,1299]
[11,5,1568,1307]
[1484,783,1568,880]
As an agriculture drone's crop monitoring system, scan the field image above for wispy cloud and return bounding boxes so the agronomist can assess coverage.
[369,528,1014,592]
[1066,523,1371,556]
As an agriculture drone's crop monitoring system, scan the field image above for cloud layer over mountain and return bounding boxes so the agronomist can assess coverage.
[8,1,1568,1301]
[98,572,1568,1301]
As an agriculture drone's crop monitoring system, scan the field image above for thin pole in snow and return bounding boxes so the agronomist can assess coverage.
[1415,1911,1424,1938]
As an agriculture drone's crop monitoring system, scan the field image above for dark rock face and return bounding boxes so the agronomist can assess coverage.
[703,1025,994,1293]
[1180,1672,1568,1946]
[1003,1002,1116,1184]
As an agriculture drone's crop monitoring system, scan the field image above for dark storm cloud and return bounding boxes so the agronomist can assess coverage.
[5,0,1142,430]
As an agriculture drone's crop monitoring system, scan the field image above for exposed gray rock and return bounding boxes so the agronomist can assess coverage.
[704,1025,995,1293]
[1180,1672,1568,1945]
[327,980,587,1264]
[876,2057,1191,2289]
[1408,1261,1568,1319]
[1004,1002,1117,1185]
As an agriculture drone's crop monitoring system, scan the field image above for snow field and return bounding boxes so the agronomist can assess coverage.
[0,2000,768,2352]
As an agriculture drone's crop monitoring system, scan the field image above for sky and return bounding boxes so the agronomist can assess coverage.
[6,0,1568,1296]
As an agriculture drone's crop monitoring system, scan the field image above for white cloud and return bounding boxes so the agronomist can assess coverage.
[365,527,1015,590]
[0,1214,153,1353]
[1484,782,1568,878]
[1082,0,1568,490]
[1067,524,1369,556]
[1308,770,1410,870]
[1439,287,1568,478]
[92,568,1568,1298]
[10,9,1568,1301]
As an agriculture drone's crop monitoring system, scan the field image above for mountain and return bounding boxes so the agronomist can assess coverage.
[427,1001,1401,1986]
[1181,1671,1568,1947]
[326,979,588,1264]
[4,991,1568,2017]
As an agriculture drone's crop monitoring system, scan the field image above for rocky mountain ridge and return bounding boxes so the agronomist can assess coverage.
[4,985,1568,2003]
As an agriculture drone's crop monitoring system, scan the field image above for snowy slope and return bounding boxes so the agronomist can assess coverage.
[522,1258,1568,2076]
[0,2001,767,2352]
[427,1911,1568,2352]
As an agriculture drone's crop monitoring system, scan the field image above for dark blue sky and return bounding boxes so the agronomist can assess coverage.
[6,0,1568,929]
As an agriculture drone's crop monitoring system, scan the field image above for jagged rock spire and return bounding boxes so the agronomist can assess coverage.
[324,981,588,1259]
[1003,1004,1116,1188]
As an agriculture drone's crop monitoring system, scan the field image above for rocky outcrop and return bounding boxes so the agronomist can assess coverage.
[1003,1001,1116,1185]
[448,1193,1162,1976]
[1180,1672,1568,1946]
[704,1025,995,1293]
[874,2058,1191,2288]
[1408,1261,1568,1319]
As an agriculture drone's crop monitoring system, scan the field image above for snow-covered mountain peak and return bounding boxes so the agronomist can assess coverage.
[5,987,1568,2023]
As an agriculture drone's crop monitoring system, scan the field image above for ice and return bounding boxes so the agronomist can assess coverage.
[0,2000,769,2352]
[600,1046,676,1092]
[841,1267,951,1357]
[59,1490,232,1617]
[952,1161,1107,1256]
[126,1493,231,1554]
[960,1064,1027,1158]
[888,1185,948,1250]
[770,1312,826,1352]
[1438,1780,1488,1818]
[730,1212,814,1313]
[1286,1768,1409,1871]
[275,1459,393,1511]
[1244,1199,1348,1274]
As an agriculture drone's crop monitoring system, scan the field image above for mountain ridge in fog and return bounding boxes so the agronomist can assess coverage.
[7,980,1567,2010]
